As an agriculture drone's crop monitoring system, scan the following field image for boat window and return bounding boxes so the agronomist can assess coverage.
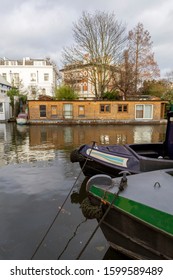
[135,104,153,119]
[78,105,85,117]
[63,104,73,119]
[40,105,46,117]
[118,104,128,112]
[100,104,111,113]
[51,105,58,118]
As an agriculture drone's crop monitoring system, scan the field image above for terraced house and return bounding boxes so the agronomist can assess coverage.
[0,57,58,99]
[0,75,12,121]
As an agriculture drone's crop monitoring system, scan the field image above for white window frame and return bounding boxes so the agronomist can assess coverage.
[34,61,46,66]
[2,73,7,80]
[44,73,49,81]
[0,102,4,113]
[30,73,36,82]
[135,104,153,119]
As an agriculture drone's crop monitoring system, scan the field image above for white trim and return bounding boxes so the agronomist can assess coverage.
[135,104,153,119]
[0,102,4,113]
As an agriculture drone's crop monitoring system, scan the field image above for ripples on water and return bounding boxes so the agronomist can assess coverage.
[0,122,166,166]
[0,122,167,260]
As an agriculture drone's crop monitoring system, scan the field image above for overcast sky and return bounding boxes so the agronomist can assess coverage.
[0,0,173,76]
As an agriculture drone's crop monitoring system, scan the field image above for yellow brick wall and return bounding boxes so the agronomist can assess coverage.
[28,100,167,121]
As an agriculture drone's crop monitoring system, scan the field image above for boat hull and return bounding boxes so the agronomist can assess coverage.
[98,203,173,259]
[84,169,173,259]
[70,111,173,177]
[16,113,28,125]
[16,118,27,125]
[71,143,173,177]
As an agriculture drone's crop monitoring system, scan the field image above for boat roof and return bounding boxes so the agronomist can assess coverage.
[123,169,173,215]
[88,169,173,215]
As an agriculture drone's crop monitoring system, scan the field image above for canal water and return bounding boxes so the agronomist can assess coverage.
[0,122,166,260]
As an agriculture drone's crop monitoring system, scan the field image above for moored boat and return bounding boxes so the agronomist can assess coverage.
[16,113,28,125]
[70,111,173,177]
[82,169,173,259]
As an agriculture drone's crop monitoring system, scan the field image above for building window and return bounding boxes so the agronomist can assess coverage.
[118,104,128,112]
[100,104,111,113]
[5,60,17,66]
[0,103,3,113]
[78,106,85,117]
[40,105,46,117]
[12,73,20,86]
[44,73,49,81]
[135,104,153,119]
[51,105,57,118]
[34,60,46,66]
[63,104,73,119]
[10,61,17,66]
[42,88,46,95]
[83,83,88,91]
[30,73,36,82]
[2,73,7,80]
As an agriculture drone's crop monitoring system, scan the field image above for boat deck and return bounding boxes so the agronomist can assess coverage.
[88,169,173,216]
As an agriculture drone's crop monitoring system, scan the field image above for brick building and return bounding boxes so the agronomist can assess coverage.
[28,99,167,124]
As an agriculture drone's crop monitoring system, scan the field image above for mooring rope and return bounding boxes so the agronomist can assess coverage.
[76,176,127,260]
[30,141,96,260]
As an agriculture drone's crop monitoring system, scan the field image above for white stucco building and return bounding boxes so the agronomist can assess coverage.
[0,57,59,99]
[0,75,12,121]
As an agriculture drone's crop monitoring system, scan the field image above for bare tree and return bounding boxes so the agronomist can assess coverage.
[111,49,135,100]
[126,23,160,95]
[62,11,127,99]
[165,70,173,83]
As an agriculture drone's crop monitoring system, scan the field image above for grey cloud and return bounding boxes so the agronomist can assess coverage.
[0,0,173,75]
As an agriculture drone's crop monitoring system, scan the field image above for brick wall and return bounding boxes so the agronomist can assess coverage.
[28,100,167,122]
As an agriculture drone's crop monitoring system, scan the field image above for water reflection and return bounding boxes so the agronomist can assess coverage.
[103,247,131,260]
[71,177,89,205]
[69,177,132,260]
[0,122,168,260]
[133,126,154,143]
[0,123,167,166]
